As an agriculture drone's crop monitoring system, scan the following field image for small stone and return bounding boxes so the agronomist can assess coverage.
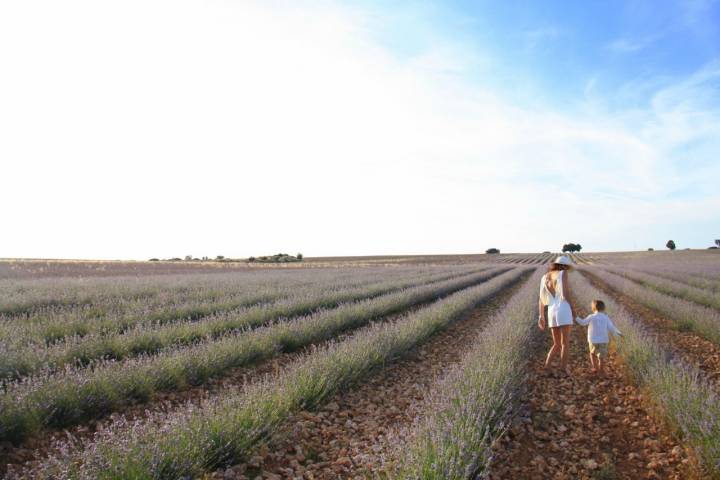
[335,457,352,467]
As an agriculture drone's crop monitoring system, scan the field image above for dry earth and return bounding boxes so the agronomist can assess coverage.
[488,307,698,480]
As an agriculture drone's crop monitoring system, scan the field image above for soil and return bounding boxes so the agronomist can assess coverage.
[487,317,699,480]
[209,277,527,480]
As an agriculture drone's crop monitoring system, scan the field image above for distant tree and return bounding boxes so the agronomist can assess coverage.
[715,239,720,248]
[296,253,303,260]
[216,255,225,260]
[169,257,182,262]
[666,240,676,251]
[184,255,193,261]
[562,243,582,253]
[248,256,256,262]
[710,246,718,250]
[647,248,654,251]
[149,258,159,262]
[485,248,500,254]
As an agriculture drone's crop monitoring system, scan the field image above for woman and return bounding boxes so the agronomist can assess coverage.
[538,255,576,374]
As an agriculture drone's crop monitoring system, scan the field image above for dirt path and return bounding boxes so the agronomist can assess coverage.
[488,315,697,480]
[584,270,720,384]
[210,279,527,480]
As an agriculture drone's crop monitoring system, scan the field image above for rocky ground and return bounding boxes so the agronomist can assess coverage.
[585,271,720,383]
[210,281,525,480]
[488,312,699,480]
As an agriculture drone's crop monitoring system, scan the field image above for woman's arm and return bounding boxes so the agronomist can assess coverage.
[562,271,576,318]
[538,299,546,330]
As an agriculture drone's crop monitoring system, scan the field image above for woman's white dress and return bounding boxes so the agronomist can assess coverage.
[540,270,573,328]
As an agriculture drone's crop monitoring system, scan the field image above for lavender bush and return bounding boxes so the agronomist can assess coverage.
[397,270,542,479]
[634,267,720,293]
[0,267,487,381]
[602,266,720,310]
[18,267,531,479]
[591,268,720,346]
[0,267,512,444]
[0,265,458,346]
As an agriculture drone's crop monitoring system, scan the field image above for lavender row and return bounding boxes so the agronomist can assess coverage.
[631,267,720,294]
[602,266,720,310]
[0,266,446,344]
[0,266,452,326]
[0,267,515,445]
[591,268,720,346]
[0,268,342,316]
[575,270,720,476]
[0,267,486,382]
[397,270,542,479]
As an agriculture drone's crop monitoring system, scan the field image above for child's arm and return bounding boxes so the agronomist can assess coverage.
[575,315,590,326]
[607,317,622,337]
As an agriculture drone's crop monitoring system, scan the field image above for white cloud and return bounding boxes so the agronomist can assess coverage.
[0,0,718,258]
[606,36,660,53]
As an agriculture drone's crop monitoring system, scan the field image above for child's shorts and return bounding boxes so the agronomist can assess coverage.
[589,343,608,358]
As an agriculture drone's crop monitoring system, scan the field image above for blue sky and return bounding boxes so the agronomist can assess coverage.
[365,0,719,104]
[1,0,719,258]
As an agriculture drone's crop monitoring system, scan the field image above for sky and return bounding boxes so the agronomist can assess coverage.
[1,0,719,259]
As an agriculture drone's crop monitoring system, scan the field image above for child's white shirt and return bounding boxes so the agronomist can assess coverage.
[575,312,621,344]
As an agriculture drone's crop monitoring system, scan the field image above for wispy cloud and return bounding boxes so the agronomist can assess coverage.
[521,26,561,49]
[606,34,662,53]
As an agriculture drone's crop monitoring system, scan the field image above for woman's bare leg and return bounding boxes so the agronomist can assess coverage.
[545,327,562,368]
[560,325,572,373]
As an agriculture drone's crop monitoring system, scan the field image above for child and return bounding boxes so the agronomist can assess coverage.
[575,300,622,375]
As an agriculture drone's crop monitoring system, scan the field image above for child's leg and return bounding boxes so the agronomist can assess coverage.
[597,344,608,375]
[588,348,597,371]
[589,344,599,372]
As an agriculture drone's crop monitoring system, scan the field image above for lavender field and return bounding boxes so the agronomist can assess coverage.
[0,251,719,479]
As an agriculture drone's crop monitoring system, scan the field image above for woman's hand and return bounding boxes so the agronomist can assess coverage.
[538,315,546,330]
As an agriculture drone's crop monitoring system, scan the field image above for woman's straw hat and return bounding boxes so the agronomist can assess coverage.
[553,255,573,266]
